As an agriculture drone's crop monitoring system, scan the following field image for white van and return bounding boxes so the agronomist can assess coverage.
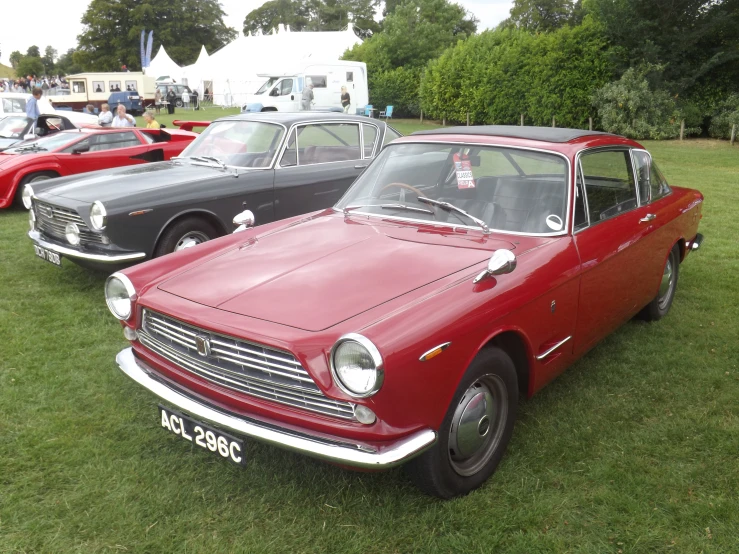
[241,61,368,114]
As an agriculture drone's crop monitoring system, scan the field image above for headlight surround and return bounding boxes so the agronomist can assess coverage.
[330,333,384,398]
[65,223,80,246]
[22,184,34,209]
[90,201,107,230]
[105,273,136,320]
[29,209,36,231]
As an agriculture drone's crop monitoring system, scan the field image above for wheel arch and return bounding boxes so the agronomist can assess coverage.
[675,237,686,262]
[480,329,533,398]
[12,169,63,204]
[152,209,228,255]
[261,107,278,112]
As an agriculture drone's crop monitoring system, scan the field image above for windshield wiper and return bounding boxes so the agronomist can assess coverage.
[343,204,434,215]
[199,156,227,169]
[16,144,46,153]
[183,155,227,169]
[417,196,490,234]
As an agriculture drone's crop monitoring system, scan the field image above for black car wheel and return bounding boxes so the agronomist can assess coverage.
[15,172,58,207]
[639,244,680,321]
[175,99,184,108]
[155,217,219,257]
[405,347,518,498]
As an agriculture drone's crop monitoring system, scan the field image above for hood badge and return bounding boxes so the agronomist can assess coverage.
[195,335,212,357]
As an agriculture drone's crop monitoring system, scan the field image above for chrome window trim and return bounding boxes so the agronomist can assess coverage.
[180,120,286,171]
[335,140,572,238]
[275,119,365,169]
[573,145,640,234]
[360,122,380,159]
[573,159,590,232]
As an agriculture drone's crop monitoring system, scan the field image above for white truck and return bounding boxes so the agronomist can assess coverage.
[241,61,368,114]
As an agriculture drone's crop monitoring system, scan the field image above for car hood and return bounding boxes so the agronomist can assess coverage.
[39,162,239,204]
[158,215,515,331]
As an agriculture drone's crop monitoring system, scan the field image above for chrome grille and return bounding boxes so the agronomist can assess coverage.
[34,201,103,244]
[139,310,356,421]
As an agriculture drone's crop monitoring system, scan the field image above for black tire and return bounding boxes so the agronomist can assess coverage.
[175,99,184,108]
[405,347,518,498]
[638,244,680,322]
[154,217,218,257]
[15,171,58,207]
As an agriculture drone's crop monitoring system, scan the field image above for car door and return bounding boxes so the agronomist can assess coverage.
[273,121,365,220]
[56,131,149,173]
[572,147,658,355]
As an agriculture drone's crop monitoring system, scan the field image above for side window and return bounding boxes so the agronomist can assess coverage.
[294,123,361,164]
[346,72,353,82]
[89,132,141,152]
[280,129,297,167]
[362,124,378,158]
[61,138,92,154]
[280,79,293,96]
[72,80,86,94]
[306,75,327,88]
[650,161,671,201]
[574,162,588,230]
[382,127,402,149]
[632,150,651,203]
[580,150,637,223]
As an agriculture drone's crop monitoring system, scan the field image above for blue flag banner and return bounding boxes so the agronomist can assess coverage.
[140,30,146,69]
[146,31,154,68]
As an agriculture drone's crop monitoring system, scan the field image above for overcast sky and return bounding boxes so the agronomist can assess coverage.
[1,0,513,67]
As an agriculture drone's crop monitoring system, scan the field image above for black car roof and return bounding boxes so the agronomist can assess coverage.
[219,112,385,126]
[412,125,616,143]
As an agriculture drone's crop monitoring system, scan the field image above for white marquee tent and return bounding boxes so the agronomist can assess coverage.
[146,45,186,82]
[173,25,362,107]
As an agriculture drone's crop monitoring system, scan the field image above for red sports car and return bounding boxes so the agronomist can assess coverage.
[105,126,704,498]
[0,126,199,208]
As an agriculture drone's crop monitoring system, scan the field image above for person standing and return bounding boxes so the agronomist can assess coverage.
[154,88,162,114]
[341,86,351,114]
[26,88,43,120]
[98,103,113,126]
[166,88,176,115]
[182,89,190,111]
[301,82,314,111]
[111,105,136,127]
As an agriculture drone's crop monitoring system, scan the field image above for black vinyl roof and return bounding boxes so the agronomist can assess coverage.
[412,125,617,143]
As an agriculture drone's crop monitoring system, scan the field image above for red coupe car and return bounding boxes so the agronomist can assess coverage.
[0,126,199,208]
[105,126,704,498]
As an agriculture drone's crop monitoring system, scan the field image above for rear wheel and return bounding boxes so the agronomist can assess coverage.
[15,172,58,207]
[405,347,518,498]
[154,217,218,257]
[639,244,680,321]
[175,99,184,108]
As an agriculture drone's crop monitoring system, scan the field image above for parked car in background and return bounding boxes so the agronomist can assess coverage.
[3,126,198,209]
[0,113,93,152]
[108,90,143,116]
[105,126,703,498]
[157,84,194,108]
[1,92,99,126]
[26,112,401,270]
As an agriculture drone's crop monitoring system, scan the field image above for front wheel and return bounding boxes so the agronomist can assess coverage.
[639,244,680,321]
[405,347,518,498]
[15,172,58,207]
[154,217,218,257]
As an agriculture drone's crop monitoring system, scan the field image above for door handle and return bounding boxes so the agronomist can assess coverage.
[640,214,656,223]
[354,164,368,169]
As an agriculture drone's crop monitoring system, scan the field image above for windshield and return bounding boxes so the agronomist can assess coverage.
[336,142,569,235]
[4,132,84,153]
[179,120,284,168]
[0,116,32,138]
[255,77,279,95]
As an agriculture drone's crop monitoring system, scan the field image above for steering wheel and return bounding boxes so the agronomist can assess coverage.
[379,182,425,198]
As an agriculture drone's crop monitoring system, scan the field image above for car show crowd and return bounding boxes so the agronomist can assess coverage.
[0,75,69,93]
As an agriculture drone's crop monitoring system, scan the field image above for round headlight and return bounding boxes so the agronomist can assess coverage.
[65,223,80,246]
[90,201,107,230]
[29,209,36,231]
[22,184,34,209]
[330,334,384,398]
[105,273,136,320]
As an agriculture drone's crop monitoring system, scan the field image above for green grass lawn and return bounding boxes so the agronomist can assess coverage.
[0,135,737,553]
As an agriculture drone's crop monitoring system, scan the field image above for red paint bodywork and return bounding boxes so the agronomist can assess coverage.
[117,133,704,451]
[0,127,198,208]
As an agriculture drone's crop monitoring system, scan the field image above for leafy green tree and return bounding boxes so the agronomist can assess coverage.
[9,51,23,69]
[55,49,83,76]
[42,46,57,75]
[508,0,577,32]
[16,56,45,78]
[708,94,739,139]
[75,0,237,71]
[26,45,41,58]
[243,0,310,35]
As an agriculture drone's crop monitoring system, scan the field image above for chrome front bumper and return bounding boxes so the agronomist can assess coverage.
[690,233,704,251]
[28,230,146,263]
[115,347,437,469]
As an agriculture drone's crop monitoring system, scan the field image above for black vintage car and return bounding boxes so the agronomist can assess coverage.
[26,112,401,271]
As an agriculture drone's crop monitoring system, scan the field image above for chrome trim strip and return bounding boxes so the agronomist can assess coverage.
[419,342,452,362]
[275,119,368,169]
[535,336,572,361]
[28,230,146,263]
[691,233,704,251]
[115,347,436,469]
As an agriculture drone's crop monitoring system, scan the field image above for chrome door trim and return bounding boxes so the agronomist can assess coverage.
[535,336,572,360]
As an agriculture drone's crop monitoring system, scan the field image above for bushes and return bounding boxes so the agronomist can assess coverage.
[420,23,613,126]
[367,67,422,117]
[708,95,739,139]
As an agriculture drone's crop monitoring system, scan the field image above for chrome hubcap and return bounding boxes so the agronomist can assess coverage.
[448,374,507,477]
[658,255,674,309]
[174,232,208,251]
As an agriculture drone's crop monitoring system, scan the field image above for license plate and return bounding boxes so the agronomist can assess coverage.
[158,405,246,466]
[33,244,61,267]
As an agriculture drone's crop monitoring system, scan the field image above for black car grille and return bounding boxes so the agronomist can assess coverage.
[34,201,104,245]
[138,309,356,421]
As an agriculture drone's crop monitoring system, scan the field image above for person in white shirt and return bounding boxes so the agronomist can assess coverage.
[182,90,190,110]
[111,105,136,128]
[98,103,113,127]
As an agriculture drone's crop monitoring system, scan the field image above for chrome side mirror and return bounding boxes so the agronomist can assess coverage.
[473,249,516,283]
[232,209,255,233]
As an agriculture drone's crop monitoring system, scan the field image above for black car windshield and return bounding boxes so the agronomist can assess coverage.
[0,116,32,138]
[179,121,285,168]
[4,132,84,153]
[335,142,569,235]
